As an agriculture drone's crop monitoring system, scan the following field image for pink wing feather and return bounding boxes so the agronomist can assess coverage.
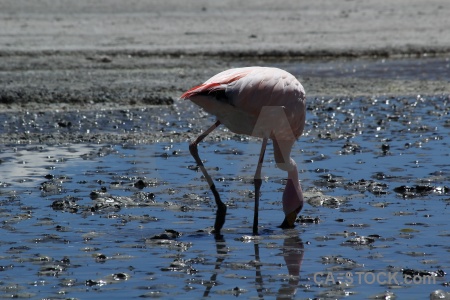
[180,70,250,99]
[180,83,221,99]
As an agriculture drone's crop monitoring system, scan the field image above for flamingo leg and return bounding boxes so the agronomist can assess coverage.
[253,137,268,235]
[189,120,227,234]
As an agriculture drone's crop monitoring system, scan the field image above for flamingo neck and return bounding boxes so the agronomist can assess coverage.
[282,165,303,215]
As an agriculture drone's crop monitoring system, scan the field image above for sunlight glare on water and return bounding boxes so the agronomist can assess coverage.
[0,94,449,299]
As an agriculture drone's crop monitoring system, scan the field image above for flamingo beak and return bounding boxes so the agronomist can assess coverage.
[279,208,300,229]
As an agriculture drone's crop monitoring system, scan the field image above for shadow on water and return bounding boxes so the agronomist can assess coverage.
[0,93,449,299]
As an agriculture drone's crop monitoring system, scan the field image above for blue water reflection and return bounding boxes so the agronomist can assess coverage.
[0,94,449,299]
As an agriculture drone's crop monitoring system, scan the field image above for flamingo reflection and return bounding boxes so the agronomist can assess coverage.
[203,232,304,298]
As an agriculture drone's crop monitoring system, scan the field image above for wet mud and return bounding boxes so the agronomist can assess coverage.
[1,55,449,113]
[0,88,449,298]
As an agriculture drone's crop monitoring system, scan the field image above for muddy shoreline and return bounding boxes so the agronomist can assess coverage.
[1,53,448,145]
[1,0,449,144]
[1,52,448,109]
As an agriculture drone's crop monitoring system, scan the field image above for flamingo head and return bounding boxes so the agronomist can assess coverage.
[279,173,303,229]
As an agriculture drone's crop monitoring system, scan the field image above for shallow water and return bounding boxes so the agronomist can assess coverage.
[1,93,450,298]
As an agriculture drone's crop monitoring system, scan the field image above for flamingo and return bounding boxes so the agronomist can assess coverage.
[180,67,306,235]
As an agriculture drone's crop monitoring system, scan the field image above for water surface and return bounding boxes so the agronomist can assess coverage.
[0,93,449,298]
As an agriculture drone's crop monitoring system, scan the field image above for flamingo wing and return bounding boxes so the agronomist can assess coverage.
[180,68,252,100]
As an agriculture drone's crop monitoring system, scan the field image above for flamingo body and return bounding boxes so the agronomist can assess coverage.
[181,67,306,140]
[181,67,306,235]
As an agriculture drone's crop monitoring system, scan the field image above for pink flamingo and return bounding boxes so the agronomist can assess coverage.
[180,67,306,235]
